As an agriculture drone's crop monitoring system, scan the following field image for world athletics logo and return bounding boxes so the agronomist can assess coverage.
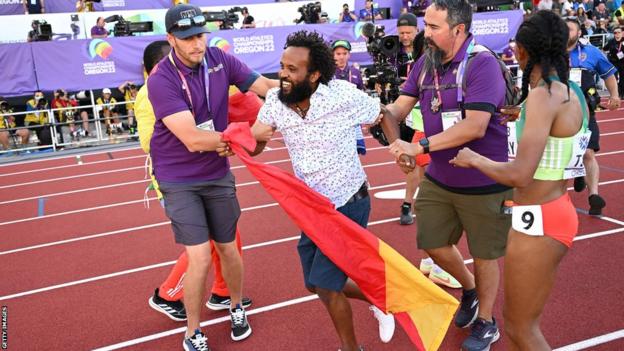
[88,39,113,60]
[209,37,231,52]
[354,22,366,39]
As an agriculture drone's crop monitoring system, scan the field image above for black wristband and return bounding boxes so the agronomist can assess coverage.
[419,137,430,154]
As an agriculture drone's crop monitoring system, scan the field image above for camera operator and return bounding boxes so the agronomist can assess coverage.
[25,90,52,145]
[97,88,121,135]
[359,0,383,21]
[295,2,322,24]
[27,20,49,42]
[339,3,357,23]
[23,0,45,14]
[241,7,256,28]
[0,98,30,151]
[118,81,138,135]
[91,17,109,38]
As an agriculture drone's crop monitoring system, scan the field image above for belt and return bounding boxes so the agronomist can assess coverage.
[345,182,369,204]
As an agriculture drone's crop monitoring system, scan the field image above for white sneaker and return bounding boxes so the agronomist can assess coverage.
[369,305,395,343]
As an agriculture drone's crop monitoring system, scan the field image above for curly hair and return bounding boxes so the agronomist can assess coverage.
[284,30,335,84]
[516,10,570,103]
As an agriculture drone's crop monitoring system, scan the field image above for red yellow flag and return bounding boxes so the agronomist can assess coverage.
[223,122,459,350]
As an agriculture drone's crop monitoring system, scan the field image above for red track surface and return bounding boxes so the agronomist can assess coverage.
[1,109,623,351]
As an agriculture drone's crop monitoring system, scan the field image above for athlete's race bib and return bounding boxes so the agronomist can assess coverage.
[441,110,462,131]
[563,130,592,179]
[197,120,215,131]
[570,68,582,86]
[512,205,544,236]
[507,121,517,159]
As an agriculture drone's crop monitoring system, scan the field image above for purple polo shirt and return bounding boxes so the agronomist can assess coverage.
[334,64,364,90]
[148,47,259,182]
[91,26,108,37]
[401,35,508,191]
[502,46,515,65]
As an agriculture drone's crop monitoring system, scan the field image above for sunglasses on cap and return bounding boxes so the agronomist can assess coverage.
[170,15,207,31]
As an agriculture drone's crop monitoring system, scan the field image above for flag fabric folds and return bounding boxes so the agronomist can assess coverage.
[223,122,459,350]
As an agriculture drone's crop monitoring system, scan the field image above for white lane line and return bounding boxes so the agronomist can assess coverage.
[92,295,320,351]
[554,329,624,351]
[597,149,624,157]
[0,146,142,168]
[0,154,147,178]
[0,179,150,205]
[597,117,624,122]
[0,223,621,302]
[602,131,624,137]
[0,166,145,189]
[86,227,624,350]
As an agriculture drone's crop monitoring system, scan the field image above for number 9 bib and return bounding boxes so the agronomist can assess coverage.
[512,205,544,236]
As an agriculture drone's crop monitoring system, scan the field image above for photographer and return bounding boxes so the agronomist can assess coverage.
[118,81,138,135]
[52,89,88,141]
[96,88,121,135]
[0,98,30,151]
[23,0,45,14]
[339,3,357,23]
[241,7,255,28]
[295,2,322,24]
[359,0,383,21]
[25,90,52,145]
[91,17,109,39]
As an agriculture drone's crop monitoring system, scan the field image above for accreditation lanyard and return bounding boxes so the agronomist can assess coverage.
[168,51,211,117]
[336,65,353,83]
[431,38,475,110]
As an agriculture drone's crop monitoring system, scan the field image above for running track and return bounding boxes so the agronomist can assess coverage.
[1,109,623,350]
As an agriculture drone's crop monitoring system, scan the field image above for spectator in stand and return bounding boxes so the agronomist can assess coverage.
[0,98,30,151]
[605,26,624,97]
[91,17,108,39]
[562,0,575,15]
[172,0,189,4]
[577,7,589,25]
[76,0,94,12]
[96,88,121,135]
[25,90,51,145]
[359,0,383,21]
[537,0,553,11]
[23,0,45,14]
[594,18,610,34]
[118,81,138,135]
[241,7,256,28]
[593,3,612,21]
[501,38,517,65]
[614,2,624,25]
[339,3,358,22]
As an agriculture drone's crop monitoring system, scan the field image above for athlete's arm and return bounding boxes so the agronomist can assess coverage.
[249,120,275,156]
[452,87,555,188]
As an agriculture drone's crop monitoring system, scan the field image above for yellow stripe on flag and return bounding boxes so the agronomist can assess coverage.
[380,241,459,351]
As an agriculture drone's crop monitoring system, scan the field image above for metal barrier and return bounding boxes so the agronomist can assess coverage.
[0,97,136,156]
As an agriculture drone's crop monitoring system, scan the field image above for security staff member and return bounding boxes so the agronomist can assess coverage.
[566,17,621,216]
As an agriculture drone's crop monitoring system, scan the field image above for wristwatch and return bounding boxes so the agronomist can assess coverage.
[419,137,430,154]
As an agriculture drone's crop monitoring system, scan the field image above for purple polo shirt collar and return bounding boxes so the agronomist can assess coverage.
[171,48,202,76]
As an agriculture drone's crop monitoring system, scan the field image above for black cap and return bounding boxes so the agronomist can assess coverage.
[397,13,418,27]
[165,4,209,39]
[332,39,352,51]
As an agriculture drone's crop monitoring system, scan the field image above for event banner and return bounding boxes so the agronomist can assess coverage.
[46,0,174,13]
[17,10,521,94]
[0,0,22,16]
[31,35,158,92]
[0,44,38,97]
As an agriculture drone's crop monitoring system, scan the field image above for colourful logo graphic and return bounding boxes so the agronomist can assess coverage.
[209,37,231,52]
[354,22,366,39]
[88,39,113,59]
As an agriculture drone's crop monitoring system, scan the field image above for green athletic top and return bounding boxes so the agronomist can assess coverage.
[409,102,424,132]
[516,79,589,181]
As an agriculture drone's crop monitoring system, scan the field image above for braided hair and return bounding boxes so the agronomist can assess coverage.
[515,10,570,103]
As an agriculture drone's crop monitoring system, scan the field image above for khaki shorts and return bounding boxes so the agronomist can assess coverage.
[415,178,512,259]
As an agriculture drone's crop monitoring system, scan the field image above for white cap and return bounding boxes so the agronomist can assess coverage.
[102,88,112,94]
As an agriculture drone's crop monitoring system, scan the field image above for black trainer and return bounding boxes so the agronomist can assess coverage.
[183,329,211,351]
[573,176,586,192]
[399,202,414,225]
[588,194,606,216]
[148,288,187,322]
[461,318,500,351]
[230,304,252,341]
[206,294,252,311]
[455,288,479,328]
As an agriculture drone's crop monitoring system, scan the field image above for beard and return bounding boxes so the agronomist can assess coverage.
[423,38,447,74]
[278,75,314,105]
[567,35,579,49]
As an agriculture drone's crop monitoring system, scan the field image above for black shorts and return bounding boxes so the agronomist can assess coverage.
[159,172,241,246]
[588,113,600,152]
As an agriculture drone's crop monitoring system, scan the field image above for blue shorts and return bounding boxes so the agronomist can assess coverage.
[297,189,370,292]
